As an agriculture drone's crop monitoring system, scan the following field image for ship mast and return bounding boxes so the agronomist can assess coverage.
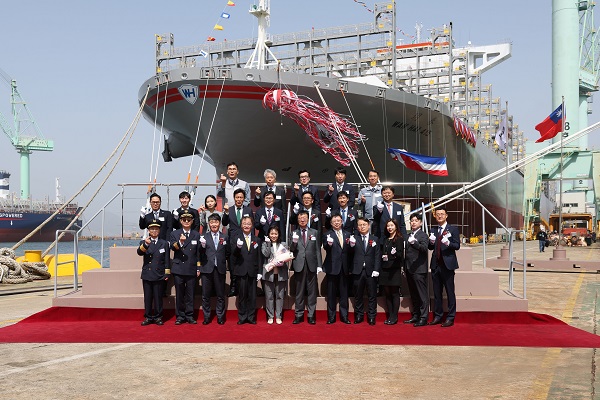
[244,0,279,69]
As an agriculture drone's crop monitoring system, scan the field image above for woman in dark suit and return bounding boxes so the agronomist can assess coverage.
[379,219,404,325]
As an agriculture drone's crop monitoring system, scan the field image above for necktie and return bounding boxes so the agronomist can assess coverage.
[302,229,307,245]
[184,231,189,239]
[229,179,238,187]
[342,209,346,224]
[336,230,343,246]
[267,209,272,223]
[154,212,159,219]
[338,185,343,192]
[302,186,307,193]
[152,240,156,245]
[363,235,368,251]
[436,226,443,260]
[236,208,241,224]
[387,203,392,216]
[245,235,250,251]
[213,234,219,249]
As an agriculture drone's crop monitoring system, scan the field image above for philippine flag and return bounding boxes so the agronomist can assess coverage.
[387,148,448,176]
[535,104,564,143]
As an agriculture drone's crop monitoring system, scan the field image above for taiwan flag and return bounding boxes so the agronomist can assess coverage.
[387,148,448,176]
[535,104,564,143]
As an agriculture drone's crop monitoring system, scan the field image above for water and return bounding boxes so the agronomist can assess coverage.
[0,239,139,268]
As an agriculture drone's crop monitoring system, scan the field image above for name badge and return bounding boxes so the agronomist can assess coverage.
[276,195,282,200]
[159,248,165,253]
[345,190,349,194]
[396,211,402,215]
[311,236,317,241]
[222,240,227,245]
[364,192,371,198]
[243,213,249,217]
[191,240,197,245]
[253,243,258,249]
[159,217,165,221]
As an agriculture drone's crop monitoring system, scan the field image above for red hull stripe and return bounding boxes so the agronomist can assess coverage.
[147,84,268,109]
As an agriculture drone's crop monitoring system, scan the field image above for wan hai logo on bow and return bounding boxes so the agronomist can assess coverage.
[387,148,448,176]
[178,84,199,105]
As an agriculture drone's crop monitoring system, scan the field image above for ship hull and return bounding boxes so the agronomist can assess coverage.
[0,211,79,242]
[139,68,524,232]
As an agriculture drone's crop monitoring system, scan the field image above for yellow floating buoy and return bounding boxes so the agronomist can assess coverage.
[16,253,102,277]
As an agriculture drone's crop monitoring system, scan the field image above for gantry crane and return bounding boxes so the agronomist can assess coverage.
[0,68,53,199]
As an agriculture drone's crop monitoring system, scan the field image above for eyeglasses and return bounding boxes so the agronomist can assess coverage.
[150,201,161,204]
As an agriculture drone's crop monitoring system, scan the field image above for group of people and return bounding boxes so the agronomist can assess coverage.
[137,162,460,328]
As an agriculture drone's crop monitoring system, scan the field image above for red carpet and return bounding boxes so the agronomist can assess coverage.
[1,307,599,347]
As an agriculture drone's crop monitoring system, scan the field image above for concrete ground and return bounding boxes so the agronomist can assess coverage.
[0,242,598,399]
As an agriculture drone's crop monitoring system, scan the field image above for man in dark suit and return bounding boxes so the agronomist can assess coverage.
[290,210,322,324]
[322,213,351,324]
[139,193,173,240]
[323,167,356,209]
[325,191,358,235]
[290,169,321,211]
[373,186,407,239]
[349,217,381,325]
[172,190,200,231]
[289,191,321,232]
[230,216,262,324]
[404,213,430,327]
[254,191,285,241]
[137,219,170,326]
[226,188,254,297]
[253,168,287,212]
[427,205,460,327]
[169,212,201,325]
[198,214,230,325]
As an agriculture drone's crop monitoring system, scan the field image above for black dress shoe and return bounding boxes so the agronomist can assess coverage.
[354,317,363,324]
[237,320,246,325]
[340,317,351,324]
[202,319,210,325]
[386,320,397,325]
[368,318,376,325]
[308,316,316,325]
[141,318,152,326]
[247,319,257,325]
[155,318,164,326]
[441,319,454,327]
[187,318,197,324]
[413,319,428,327]
[326,319,336,324]
[428,318,443,325]
[175,318,185,325]
[293,316,304,324]
[217,318,225,325]
[404,317,418,324]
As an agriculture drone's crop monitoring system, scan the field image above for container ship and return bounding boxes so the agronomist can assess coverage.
[0,171,81,242]
[138,1,524,233]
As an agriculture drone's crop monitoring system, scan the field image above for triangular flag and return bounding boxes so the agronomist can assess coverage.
[227,1,235,5]
[207,36,216,41]
[221,12,231,19]
[214,24,224,31]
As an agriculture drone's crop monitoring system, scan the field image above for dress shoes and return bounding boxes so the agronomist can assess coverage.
[307,316,316,325]
[141,318,153,326]
[293,316,304,324]
[237,320,246,325]
[340,317,351,324]
[368,318,376,326]
[353,317,364,324]
[187,318,197,325]
[413,319,428,327]
[202,319,211,325]
[326,319,336,324]
[155,318,164,326]
[175,318,185,325]
[428,317,443,325]
[247,319,257,325]
[441,319,454,328]
[384,320,397,325]
[217,317,225,325]
[404,317,418,324]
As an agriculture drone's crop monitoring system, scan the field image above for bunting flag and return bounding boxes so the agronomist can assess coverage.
[199,49,208,58]
[227,0,235,5]
[387,148,448,176]
[207,36,216,41]
[221,12,231,19]
[452,115,476,147]
[214,24,224,31]
[535,104,564,143]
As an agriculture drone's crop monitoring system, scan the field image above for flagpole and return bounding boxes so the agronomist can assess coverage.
[558,96,565,248]
[505,101,509,239]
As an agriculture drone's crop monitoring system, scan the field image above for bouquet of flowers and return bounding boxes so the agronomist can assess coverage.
[265,244,294,272]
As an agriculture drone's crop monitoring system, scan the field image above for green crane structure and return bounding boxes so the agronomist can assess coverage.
[0,68,53,200]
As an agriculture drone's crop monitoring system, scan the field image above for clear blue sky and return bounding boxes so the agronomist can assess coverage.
[1,1,597,235]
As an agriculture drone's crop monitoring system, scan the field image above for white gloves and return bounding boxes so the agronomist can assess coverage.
[376,201,384,212]
[371,271,380,278]
[199,236,207,248]
[317,267,323,274]
[257,274,262,281]
[325,207,331,217]
[293,203,300,213]
[264,236,271,243]
[260,215,267,225]
[140,206,148,218]
[292,232,299,243]
[236,238,244,248]
[326,234,334,245]
[172,209,179,219]
[441,236,450,246]
[429,233,436,244]
[349,235,356,247]
[408,235,416,244]
[390,247,397,255]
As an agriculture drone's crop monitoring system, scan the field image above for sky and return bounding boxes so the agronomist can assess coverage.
[1,0,598,235]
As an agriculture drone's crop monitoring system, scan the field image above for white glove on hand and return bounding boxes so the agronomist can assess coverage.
[441,236,450,246]
[260,215,267,225]
[257,274,262,281]
[349,235,356,247]
[292,232,299,243]
[408,235,416,244]
[199,236,207,248]
[172,209,179,219]
[236,238,244,248]
[376,201,384,212]
[326,234,333,245]
[429,233,436,244]
[390,247,397,255]
[264,236,271,243]
[325,207,331,217]
[140,206,148,219]
[371,271,380,278]
[293,203,300,214]
[317,267,323,274]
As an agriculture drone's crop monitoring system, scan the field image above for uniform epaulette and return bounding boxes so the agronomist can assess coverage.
[139,243,147,252]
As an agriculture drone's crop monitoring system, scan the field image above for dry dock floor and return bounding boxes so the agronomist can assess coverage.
[0,242,599,399]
